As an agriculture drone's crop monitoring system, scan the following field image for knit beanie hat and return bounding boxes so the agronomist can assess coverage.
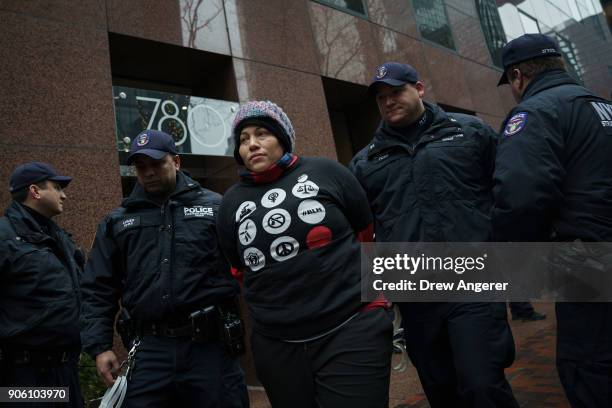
[232,100,295,165]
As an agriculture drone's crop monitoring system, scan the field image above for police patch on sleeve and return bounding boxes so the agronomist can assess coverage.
[590,101,612,128]
[503,112,528,137]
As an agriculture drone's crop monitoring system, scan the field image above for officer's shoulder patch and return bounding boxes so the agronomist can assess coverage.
[503,112,528,137]
[589,101,612,129]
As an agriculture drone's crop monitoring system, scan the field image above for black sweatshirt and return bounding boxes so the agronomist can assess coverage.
[217,157,372,340]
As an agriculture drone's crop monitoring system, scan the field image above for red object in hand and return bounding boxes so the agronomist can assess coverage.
[230,266,244,284]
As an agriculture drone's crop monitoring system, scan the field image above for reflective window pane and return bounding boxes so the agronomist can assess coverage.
[546,31,583,81]
[498,4,525,40]
[476,0,507,66]
[519,11,541,33]
[412,0,455,50]
[113,86,238,157]
[314,0,367,16]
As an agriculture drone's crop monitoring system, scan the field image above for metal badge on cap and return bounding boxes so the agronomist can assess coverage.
[136,134,149,146]
[375,65,388,79]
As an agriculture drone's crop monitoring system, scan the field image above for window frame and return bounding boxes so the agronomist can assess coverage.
[410,0,457,51]
[475,0,508,68]
[311,0,369,19]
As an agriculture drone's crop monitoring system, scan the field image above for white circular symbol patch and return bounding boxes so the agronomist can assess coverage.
[270,236,300,262]
[297,174,308,183]
[297,200,326,224]
[261,188,286,208]
[235,201,256,223]
[238,219,257,246]
[262,208,291,235]
[243,247,265,271]
[292,178,319,199]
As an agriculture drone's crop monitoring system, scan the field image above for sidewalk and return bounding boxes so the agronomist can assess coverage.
[248,302,570,407]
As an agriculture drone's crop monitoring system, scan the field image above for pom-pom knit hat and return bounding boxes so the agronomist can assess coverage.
[232,100,295,164]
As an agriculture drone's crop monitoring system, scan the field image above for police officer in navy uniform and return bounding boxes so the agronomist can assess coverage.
[0,162,84,407]
[80,130,248,407]
[494,33,612,408]
[350,62,519,408]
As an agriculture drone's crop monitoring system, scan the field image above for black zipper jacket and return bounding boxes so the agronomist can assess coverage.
[349,101,497,242]
[493,70,612,242]
[81,171,238,357]
[0,201,81,349]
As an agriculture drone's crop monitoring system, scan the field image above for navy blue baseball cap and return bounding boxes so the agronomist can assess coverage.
[497,33,561,86]
[9,162,72,193]
[368,62,419,94]
[127,130,178,165]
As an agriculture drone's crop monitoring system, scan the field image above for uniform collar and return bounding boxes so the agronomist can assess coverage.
[122,171,200,208]
[368,102,462,158]
[522,70,579,100]
[5,201,58,243]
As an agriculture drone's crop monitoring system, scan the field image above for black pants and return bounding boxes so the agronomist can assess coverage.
[509,301,535,317]
[251,308,392,408]
[0,358,83,408]
[556,302,612,408]
[124,336,248,408]
[398,302,519,408]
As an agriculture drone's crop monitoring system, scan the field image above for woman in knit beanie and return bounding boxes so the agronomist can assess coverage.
[217,100,392,407]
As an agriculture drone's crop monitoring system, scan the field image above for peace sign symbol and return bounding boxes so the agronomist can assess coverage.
[270,236,299,262]
[276,242,294,257]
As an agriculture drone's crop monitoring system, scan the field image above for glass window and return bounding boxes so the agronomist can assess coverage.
[519,11,541,33]
[412,0,455,50]
[498,4,525,40]
[548,0,576,22]
[476,0,507,67]
[112,86,239,158]
[546,31,583,81]
[313,0,367,17]
[567,0,583,21]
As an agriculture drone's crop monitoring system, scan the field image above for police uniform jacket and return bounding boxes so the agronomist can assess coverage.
[81,171,239,357]
[0,201,81,349]
[349,102,497,242]
[493,70,612,242]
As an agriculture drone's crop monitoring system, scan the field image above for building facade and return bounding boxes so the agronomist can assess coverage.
[2,0,610,244]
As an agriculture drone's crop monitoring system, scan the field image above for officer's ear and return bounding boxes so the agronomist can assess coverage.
[172,154,181,171]
[508,68,522,84]
[414,81,426,98]
[28,183,43,200]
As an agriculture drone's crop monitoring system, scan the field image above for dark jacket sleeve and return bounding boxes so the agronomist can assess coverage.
[492,107,565,241]
[216,192,242,270]
[481,122,499,189]
[453,113,499,188]
[0,221,9,277]
[80,217,122,357]
[329,160,373,233]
